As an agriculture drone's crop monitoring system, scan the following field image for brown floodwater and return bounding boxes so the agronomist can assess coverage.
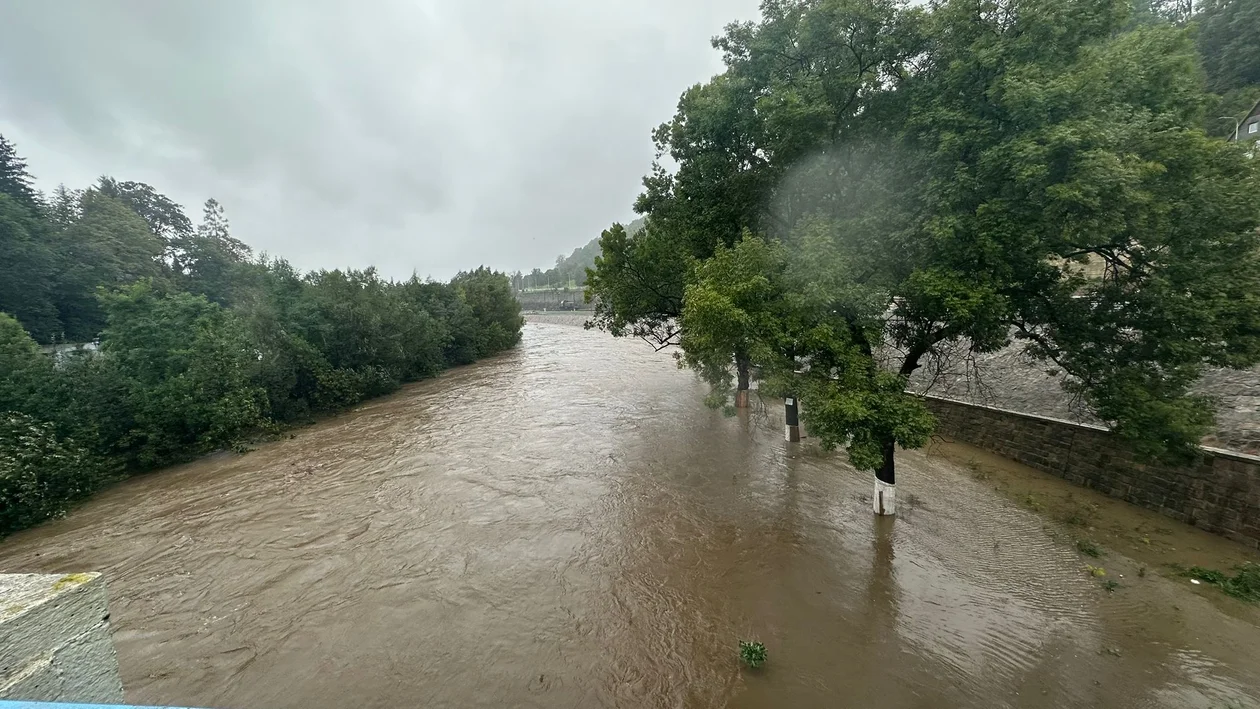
[3,320,1259,709]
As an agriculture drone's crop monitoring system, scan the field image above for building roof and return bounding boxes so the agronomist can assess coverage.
[1229,97,1260,142]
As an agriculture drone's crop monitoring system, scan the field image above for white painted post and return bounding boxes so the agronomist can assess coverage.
[874,479,896,516]
[784,397,801,442]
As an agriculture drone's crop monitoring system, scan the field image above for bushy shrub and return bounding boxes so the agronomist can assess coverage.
[0,412,106,536]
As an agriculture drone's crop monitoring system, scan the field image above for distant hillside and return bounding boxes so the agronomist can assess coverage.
[513,217,644,291]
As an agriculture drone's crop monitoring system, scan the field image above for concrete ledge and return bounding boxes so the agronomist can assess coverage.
[0,575,123,704]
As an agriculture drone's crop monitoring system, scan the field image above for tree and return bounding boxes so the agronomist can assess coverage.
[49,190,165,340]
[96,176,195,270]
[452,267,525,356]
[0,313,53,415]
[585,221,689,350]
[679,235,786,409]
[100,281,266,467]
[1197,0,1260,94]
[48,184,83,228]
[0,412,106,536]
[0,194,60,340]
[0,134,40,212]
[183,198,252,304]
[599,0,1260,514]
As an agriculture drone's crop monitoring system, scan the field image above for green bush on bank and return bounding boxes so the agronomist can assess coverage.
[0,265,522,536]
[0,412,106,534]
[0,132,527,536]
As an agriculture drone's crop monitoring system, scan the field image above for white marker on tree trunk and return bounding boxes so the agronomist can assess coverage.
[874,479,896,516]
[784,397,800,442]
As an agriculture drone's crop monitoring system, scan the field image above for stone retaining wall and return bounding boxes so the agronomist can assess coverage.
[905,343,1260,456]
[924,395,1260,549]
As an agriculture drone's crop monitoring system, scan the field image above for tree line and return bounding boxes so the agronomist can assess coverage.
[511,218,645,292]
[586,0,1260,509]
[0,136,523,535]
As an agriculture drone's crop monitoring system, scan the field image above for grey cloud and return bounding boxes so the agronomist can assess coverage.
[0,0,760,278]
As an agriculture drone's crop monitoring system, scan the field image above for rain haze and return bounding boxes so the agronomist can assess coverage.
[0,0,760,279]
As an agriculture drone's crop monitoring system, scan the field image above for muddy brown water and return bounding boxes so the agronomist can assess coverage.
[3,321,1259,709]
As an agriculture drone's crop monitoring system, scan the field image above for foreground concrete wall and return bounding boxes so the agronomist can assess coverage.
[924,395,1260,549]
[0,574,123,704]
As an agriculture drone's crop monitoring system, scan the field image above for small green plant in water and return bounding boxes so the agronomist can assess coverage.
[1075,539,1102,558]
[1182,563,1260,603]
[1101,579,1119,593]
[1085,564,1107,577]
[739,640,767,669]
[1062,511,1088,526]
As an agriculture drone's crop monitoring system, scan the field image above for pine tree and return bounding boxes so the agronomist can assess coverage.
[0,135,40,212]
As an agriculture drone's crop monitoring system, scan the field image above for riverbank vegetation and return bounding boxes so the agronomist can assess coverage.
[586,0,1260,490]
[0,137,523,536]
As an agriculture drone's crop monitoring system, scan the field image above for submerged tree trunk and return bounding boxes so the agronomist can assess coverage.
[784,394,801,442]
[735,354,751,408]
[874,437,896,515]
[874,347,924,517]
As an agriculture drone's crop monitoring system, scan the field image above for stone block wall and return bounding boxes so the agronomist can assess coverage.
[924,395,1260,549]
[903,341,1260,456]
[0,573,124,703]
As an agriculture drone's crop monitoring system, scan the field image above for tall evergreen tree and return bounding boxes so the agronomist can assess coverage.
[1197,0,1260,94]
[0,134,40,213]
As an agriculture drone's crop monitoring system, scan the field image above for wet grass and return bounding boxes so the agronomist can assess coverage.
[1179,563,1260,603]
[1075,538,1103,557]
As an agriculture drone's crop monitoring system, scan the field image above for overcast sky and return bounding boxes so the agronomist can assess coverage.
[0,0,760,279]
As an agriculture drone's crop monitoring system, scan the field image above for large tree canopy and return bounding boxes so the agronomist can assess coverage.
[589,0,1260,483]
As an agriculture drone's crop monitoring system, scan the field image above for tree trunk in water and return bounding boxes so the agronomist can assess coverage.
[784,395,800,442]
[735,356,750,409]
[873,438,896,516]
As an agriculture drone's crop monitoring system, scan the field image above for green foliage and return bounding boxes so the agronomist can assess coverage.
[0,313,53,415]
[1197,0,1260,94]
[0,135,40,212]
[585,221,690,347]
[0,134,525,535]
[100,282,266,467]
[680,235,783,405]
[453,267,525,356]
[50,189,166,340]
[739,640,768,669]
[0,194,60,340]
[592,0,1260,475]
[1184,563,1260,602]
[0,413,106,536]
[1076,539,1103,558]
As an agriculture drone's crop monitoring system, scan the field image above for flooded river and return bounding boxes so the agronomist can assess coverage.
[2,321,1259,709]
